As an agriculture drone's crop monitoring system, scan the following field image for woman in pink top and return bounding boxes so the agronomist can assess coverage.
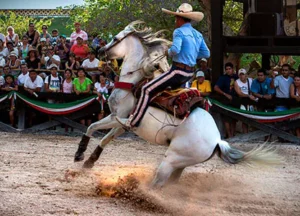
[70,36,89,62]
[62,69,73,94]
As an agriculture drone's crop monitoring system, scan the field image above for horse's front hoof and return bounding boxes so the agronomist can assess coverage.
[74,152,84,162]
[82,160,94,169]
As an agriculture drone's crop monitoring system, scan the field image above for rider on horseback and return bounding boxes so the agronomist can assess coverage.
[116,3,210,129]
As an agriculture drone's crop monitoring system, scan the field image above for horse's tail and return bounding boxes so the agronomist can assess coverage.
[216,140,283,166]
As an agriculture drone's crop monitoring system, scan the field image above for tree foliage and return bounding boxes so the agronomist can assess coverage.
[67,0,205,40]
[0,11,53,38]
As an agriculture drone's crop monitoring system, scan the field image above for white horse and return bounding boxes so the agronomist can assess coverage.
[74,21,281,187]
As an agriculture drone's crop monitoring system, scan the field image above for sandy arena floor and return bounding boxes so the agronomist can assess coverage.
[0,132,299,216]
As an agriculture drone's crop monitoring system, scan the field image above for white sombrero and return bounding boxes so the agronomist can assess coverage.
[162,3,204,22]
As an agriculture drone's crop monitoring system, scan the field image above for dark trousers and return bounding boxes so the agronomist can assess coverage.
[131,65,194,127]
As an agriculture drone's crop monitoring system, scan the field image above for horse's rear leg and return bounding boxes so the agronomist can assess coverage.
[167,168,185,184]
[83,127,125,168]
[151,160,175,188]
[74,115,119,162]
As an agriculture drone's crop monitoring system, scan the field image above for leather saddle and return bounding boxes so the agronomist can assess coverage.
[133,80,203,119]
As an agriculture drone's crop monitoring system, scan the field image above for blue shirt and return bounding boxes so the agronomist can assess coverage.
[273,75,294,98]
[168,23,210,67]
[215,74,238,96]
[251,78,275,95]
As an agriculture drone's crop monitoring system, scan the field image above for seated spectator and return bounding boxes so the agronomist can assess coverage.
[197,58,212,81]
[54,35,70,70]
[93,73,109,120]
[44,64,63,93]
[81,51,99,71]
[271,64,294,107]
[214,62,238,138]
[36,38,50,57]
[191,70,211,97]
[70,36,89,61]
[39,25,51,44]
[3,66,11,76]
[65,53,80,72]
[0,39,5,60]
[41,46,61,69]
[7,51,21,70]
[1,74,18,126]
[6,26,19,47]
[19,35,31,62]
[62,69,73,94]
[25,23,39,47]
[0,55,5,67]
[73,67,92,126]
[24,69,44,95]
[234,68,256,133]
[25,48,41,69]
[17,63,29,86]
[251,68,275,111]
[50,29,59,45]
[290,72,300,137]
[3,41,19,58]
[70,22,88,45]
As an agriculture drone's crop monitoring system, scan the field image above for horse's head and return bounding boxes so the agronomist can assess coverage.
[99,21,171,84]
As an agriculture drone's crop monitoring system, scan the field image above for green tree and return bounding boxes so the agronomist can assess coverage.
[0,11,53,38]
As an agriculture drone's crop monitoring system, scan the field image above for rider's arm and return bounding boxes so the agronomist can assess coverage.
[168,29,182,57]
[197,36,210,59]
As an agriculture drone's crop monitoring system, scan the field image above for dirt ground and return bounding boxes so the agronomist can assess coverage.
[0,131,300,216]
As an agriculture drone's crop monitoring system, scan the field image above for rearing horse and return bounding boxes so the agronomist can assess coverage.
[74,21,281,187]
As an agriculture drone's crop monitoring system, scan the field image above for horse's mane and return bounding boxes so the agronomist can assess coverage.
[124,20,171,78]
[125,20,172,50]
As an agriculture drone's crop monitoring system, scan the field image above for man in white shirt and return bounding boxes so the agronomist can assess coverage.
[70,22,88,45]
[41,46,61,69]
[81,51,99,71]
[17,63,29,86]
[24,69,44,94]
[3,41,19,58]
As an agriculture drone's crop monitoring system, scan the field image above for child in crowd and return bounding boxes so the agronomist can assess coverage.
[93,73,109,120]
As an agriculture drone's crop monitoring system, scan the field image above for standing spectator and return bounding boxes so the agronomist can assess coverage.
[234,68,256,133]
[41,46,61,69]
[251,68,275,111]
[73,67,92,126]
[50,29,59,45]
[214,62,238,138]
[3,41,19,58]
[81,51,99,71]
[197,58,212,81]
[7,51,21,70]
[62,69,73,94]
[65,53,80,72]
[70,22,88,45]
[24,69,44,94]
[17,63,29,86]
[271,64,294,107]
[19,35,31,62]
[70,36,89,61]
[25,23,39,47]
[191,70,211,96]
[25,48,41,70]
[6,26,19,47]
[44,64,63,93]
[54,35,70,70]
[39,25,51,44]
[290,73,300,137]
[93,73,109,120]
[1,74,18,126]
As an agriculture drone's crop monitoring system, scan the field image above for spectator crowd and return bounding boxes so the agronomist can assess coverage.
[0,22,299,139]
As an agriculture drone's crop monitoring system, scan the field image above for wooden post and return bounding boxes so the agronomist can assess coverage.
[17,106,25,130]
[211,0,224,84]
